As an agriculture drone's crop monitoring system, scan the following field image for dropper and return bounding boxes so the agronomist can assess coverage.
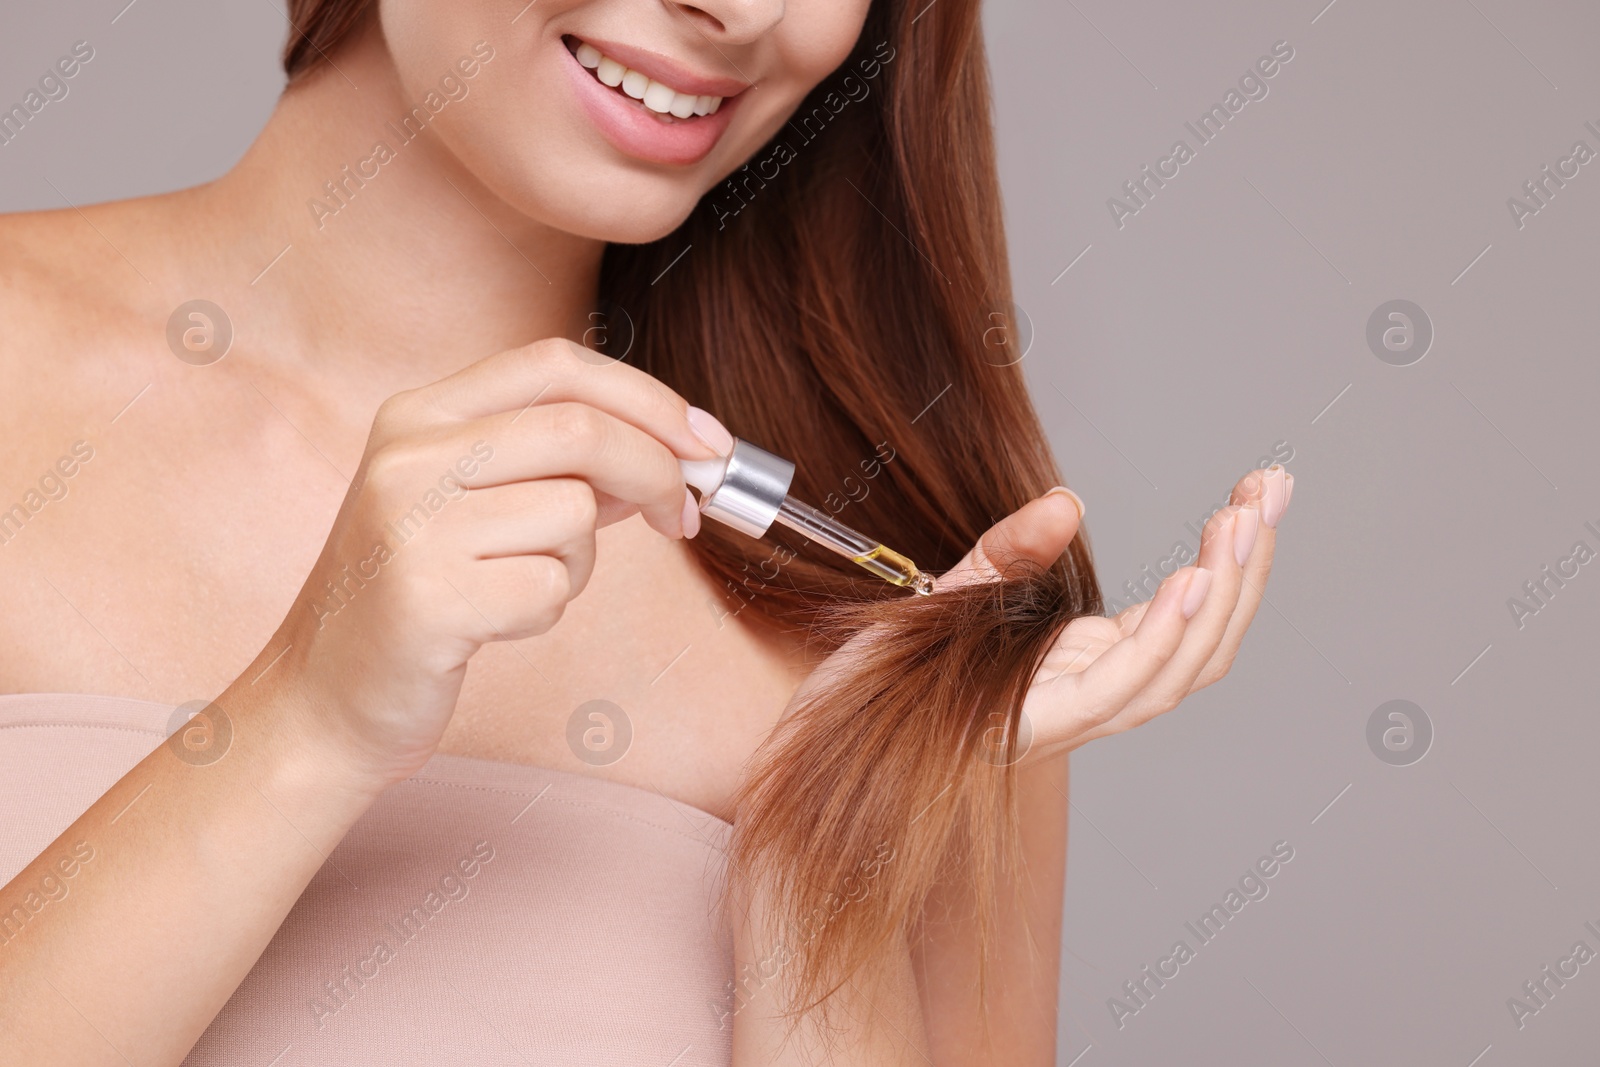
[681,438,935,595]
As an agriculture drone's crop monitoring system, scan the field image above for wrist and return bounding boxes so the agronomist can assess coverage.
[217,667,398,819]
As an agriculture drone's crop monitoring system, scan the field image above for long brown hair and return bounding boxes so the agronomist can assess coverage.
[283,0,1102,1020]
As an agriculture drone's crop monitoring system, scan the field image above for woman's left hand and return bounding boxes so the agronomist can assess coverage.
[939,465,1294,763]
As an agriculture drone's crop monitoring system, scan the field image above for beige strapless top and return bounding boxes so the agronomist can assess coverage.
[0,693,735,1065]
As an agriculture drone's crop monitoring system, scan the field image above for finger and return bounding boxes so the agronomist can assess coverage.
[1228,466,1267,509]
[447,478,601,598]
[1094,505,1248,732]
[938,487,1085,590]
[427,402,692,539]
[1022,566,1204,749]
[1111,599,1151,637]
[447,554,574,643]
[1253,464,1291,530]
[1230,463,1289,528]
[796,487,1087,704]
[1200,467,1290,687]
[404,338,726,462]
[1031,614,1122,681]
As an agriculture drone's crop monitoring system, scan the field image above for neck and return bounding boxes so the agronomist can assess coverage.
[166,21,602,392]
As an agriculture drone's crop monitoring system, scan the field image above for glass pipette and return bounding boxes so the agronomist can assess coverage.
[680,436,935,596]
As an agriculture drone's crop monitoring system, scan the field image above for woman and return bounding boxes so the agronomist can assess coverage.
[0,0,1291,1062]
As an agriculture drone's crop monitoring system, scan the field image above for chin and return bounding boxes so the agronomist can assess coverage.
[524,169,710,246]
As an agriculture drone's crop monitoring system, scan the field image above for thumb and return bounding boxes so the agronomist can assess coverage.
[937,486,1085,592]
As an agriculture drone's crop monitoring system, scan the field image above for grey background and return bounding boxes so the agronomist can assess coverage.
[4,1,1597,1064]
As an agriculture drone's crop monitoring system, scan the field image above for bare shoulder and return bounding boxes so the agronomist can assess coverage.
[0,199,157,360]
[0,200,168,464]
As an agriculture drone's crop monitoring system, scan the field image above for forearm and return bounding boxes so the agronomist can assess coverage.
[912,750,1068,1065]
[0,668,388,1066]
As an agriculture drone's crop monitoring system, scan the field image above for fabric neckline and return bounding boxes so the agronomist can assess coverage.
[0,690,733,831]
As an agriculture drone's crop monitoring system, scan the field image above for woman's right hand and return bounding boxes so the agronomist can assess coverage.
[0,335,735,1067]
[259,338,730,789]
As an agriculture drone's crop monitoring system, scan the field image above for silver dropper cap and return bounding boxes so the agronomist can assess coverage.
[684,437,795,539]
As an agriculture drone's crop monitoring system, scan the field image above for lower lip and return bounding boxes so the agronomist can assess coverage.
[561,45,739,167]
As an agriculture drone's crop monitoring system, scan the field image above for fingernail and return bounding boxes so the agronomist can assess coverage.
[1283,473,1295,512]
[1044,485,1086,520]
[680,487,701,539]
[686,405,734,457]
[1202,506,1236,555]
[1181,568,1213,618]
[1233,507,1259,566]
[1261,465,1287,528]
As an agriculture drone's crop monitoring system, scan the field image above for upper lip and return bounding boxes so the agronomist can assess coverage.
[567,34,752,99]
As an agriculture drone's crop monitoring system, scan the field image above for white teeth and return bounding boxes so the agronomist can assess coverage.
[621,69,649,99]
[595,56,624,87]
[642,80,675,113]
[574,40,724,118]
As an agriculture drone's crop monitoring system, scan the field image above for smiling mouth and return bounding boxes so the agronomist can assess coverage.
[564,36,727,123]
